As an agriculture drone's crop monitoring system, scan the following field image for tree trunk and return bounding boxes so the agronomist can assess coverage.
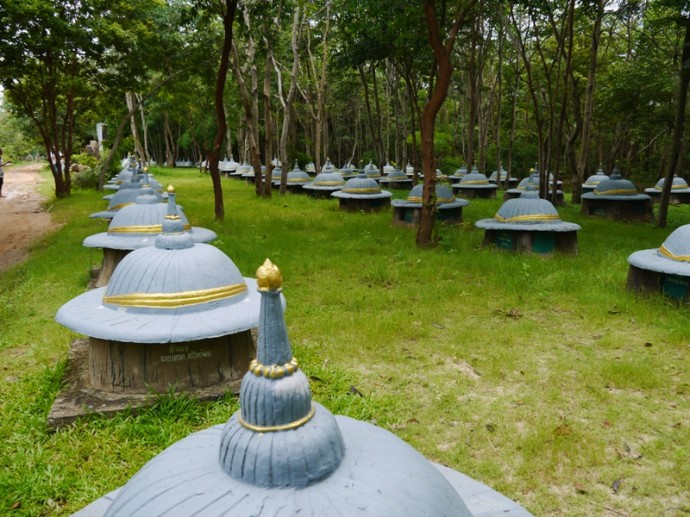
[208,0,237,222]
[658,14,690,228]
[575,0,605,201]
[126,91,146,160]
[418,0,477,248]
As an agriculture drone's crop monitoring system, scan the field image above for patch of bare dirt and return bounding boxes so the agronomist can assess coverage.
[0,162,62,271]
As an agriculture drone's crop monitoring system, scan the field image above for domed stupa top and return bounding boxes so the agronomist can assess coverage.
[57,193,272,344]
[363,160,381,179]
[458,165,496,189]
[379,166,412,186]
[276,160,310,185]
[645,175,690,194]
[475,187,580,232]
[383,161,395,174]
[84,185,217,250]
[628,224,690,276]
[302,167,345,191]
[392,183,469,209]
[91,173,164,219]
[583,164,609,187]
[585,168,649,200]
[331,173,392,200]
[93,260,485,517]
[489,167,508,182]
[338,161,357,179]
[321,157,336,173]
[448,165,468,181]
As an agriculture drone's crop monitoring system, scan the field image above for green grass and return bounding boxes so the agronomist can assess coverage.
[1,167,690,515]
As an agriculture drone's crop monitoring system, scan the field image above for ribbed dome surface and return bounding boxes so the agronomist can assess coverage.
[459,166,493,187]
[476,189,580,232]
[391,184,469,210]
[593,170,638,196]
[652,176,690,191]
[383,169,408,181]
[332,174,392,200]
[321,158,336,172]
[103,242,245,306]
[363,160,381,178]
[305,170,345,188]
[286,163,310,183]
[584,167,609,186]
[489,168,508,181]
[83,189,217,250]
[628,225,690,276]
[495,191,561,224]
[341,174,381,193]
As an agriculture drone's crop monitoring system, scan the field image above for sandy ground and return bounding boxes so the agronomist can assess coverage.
[0,162,61,272]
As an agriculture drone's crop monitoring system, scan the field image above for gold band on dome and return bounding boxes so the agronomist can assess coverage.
[287,178,308,183]
[238,404,316,433]
[407,196,455,203]
[460,180,490,185]
[495,213,561,223]
[594,189,637,195]
[111,202,135,210]
[343,188,381,193]
[249,357,299,378]
[659,244,690,262]
[314,181,344,186]
[103,283,247,308]
[655,185,687,190]
[108,223,192,234]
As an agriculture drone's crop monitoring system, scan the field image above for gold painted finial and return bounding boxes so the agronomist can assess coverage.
[256,259,282,291]
[144,166,149,172]
[167,184,175,194]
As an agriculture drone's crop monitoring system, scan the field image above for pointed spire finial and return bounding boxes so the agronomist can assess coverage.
[256,259,283,291]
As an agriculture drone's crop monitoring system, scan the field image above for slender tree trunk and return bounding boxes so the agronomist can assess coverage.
[418,0,477,248]
[658,14,690,227]
[207,0,237,222]
[574,0,605,203]
[126,91,145,160]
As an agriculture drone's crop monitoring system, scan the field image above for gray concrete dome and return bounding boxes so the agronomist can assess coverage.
[91,175,164,219]
[628,224,690,276]
[392,183,469,208]
[302,169,345,191]
[476,191,580,232]
[275,160,310,185]
[583,166,609,187]
[645,175,690,193]
[57,196,270,343]
[332,174,392,199]
[458,167,496,188]
[584,169,647,199]
[84,187,217,250]
[363,160,381,179]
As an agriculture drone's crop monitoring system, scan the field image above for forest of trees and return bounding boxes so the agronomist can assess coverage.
[2,0,690,232]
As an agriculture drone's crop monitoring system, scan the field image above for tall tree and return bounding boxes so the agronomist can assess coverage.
[417,0,477,248]
[208,0,239,222]
[658,9,690,227]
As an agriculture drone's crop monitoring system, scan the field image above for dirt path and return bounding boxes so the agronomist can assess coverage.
[0,162,62,272]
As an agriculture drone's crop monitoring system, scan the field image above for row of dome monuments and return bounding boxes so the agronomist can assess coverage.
[54,157,533,516]
[49,154,689,515]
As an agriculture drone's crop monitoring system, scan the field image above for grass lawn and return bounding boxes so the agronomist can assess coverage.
[1,166,689,516]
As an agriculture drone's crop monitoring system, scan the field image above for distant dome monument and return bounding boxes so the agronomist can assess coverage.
[581,168,653,221]
[476,187,580,254]
[392,183,469,227]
